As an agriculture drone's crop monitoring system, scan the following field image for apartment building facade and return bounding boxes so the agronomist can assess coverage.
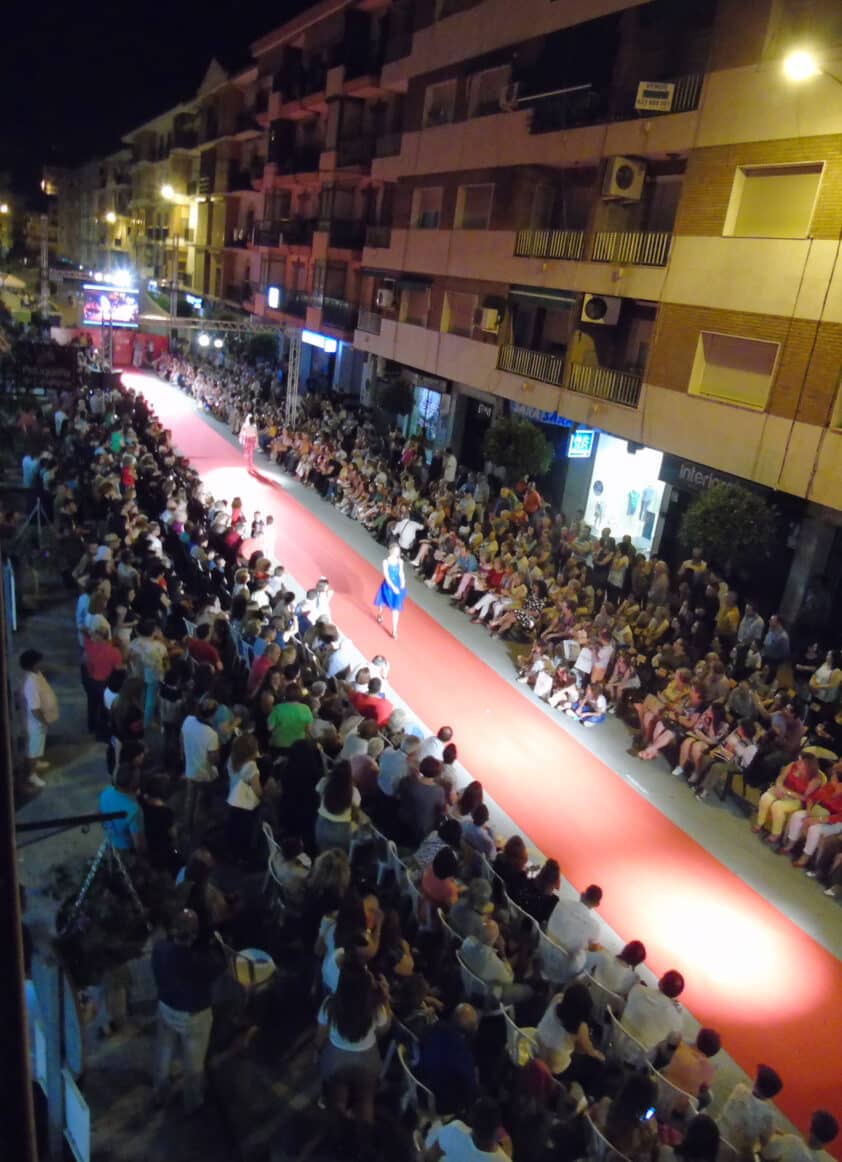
[56,0,842,599]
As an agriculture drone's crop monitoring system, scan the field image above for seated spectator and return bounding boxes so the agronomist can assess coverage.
[622,969,685,1056]
[590,1073,659,1162]
[417,1005,481,1117]
[420,846,462,914]
[450,878,495,941]
[270,835,312,915]
[417,725,454,763]
[452,779,484,825]
[717,1065,783,1156]
[760,1110,838,1162]
[567,681,608,727]
[349,677,394,727]
[425,1097,510,1162]
[460,916,534,1006]
[461,803,498,862]
[493,835,530,901]
[535,981,605,1086]
[519,859,561,928]
[664,1027,721,1113]
[589,939,646,1000]
[546,883,603,973]
[412,817,464,872]
[399,757,448,843]
[753,753,822,847]
[673,1114,721,1162]
[315,760,360,853]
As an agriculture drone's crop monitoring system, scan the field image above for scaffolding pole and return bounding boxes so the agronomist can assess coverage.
[39,213,50,319]
[285,327,301,425]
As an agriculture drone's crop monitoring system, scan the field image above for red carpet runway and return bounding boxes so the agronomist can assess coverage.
[132,373,840,1131]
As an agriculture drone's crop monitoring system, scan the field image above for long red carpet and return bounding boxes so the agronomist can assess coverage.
[132,373,840,1131]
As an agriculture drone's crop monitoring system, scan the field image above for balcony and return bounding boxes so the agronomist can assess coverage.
[227,165,255,192]
[365,224,392,249]
[323,219,366,249]
[357,309,382,335]
[528,73,703,136]
[285,292,308,318]
[337,138,374,168]
[224,229,250,249]
[251,218,315,248]
[234,110,261,137]
[225,282,253,305]
[514,229,585,262]
[374,132,402,159]
[275,147,321,175]
[171,130,197,151]
[591,230,672,267]
[319,297,358,331]
[566,362,642,409]
[498,344,565,387]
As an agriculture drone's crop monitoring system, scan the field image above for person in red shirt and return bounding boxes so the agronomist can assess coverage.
[247,642,281,698]
[754,753,823,843]
[82,629,123,736]
[784,763,842,864]
[349,678,394,728]
[186,624,223,672]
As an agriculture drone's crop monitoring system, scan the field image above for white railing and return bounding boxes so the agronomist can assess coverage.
[567,362,642,408]
[591,230,672,267]
[497,344,565,387]
[514,229,585,261]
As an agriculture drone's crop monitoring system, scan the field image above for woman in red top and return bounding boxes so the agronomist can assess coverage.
[783,763,842,863]
[753,753,823,843]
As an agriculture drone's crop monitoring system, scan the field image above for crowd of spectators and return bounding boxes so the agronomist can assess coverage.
[7,350,840,1162]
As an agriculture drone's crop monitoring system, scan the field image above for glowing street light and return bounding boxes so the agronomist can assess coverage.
[160,183,175,201]
[198,333,210,347]
[111,269,132,288]
[783,49,820,81]
[0,203,9,214]
[105,210,117,224]
[213,338,224,349]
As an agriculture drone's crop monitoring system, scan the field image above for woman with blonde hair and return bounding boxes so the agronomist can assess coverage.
[225,732,262,858]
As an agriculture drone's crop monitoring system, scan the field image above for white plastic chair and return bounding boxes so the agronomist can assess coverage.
[716,1136,742,1162]
[606,1009,651,1071]
[504,893,540,949]
[650,1062,699,1122]
[582,970,626,1021]
[437,907,463,952]
[214,933,277,997]
[261,820,282,892]
[535,927,574,986]
[586,1114,633,1162]
[456,951,502,1007]
[397,1043,436,1121]
[502,1007,539,1066]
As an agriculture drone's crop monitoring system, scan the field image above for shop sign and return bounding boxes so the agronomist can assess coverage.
[302,329,338,353]
[659,453,770,497]
[635,81,675,113]
[567,428,596,459]
[511,402,572,428]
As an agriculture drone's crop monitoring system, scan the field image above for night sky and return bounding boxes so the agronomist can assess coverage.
[0,0,315,200]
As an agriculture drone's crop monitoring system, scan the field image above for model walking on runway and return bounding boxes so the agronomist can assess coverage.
[239,413,259,472]
[374,541,407,639]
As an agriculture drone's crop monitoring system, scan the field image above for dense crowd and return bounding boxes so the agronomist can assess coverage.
[7,349,840,1162]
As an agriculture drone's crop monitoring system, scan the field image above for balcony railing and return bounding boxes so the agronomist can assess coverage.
[251,218,315,248]
[324,219,366,249]
[285,292,308,318]
[514,228,585,261]
[374,132,402,158]
[567,362,642,409]
[528,72,703,136]
[591,230,672,267]
[357,309,382,335]
[224,229,250,249]
[497,344,565,388]
[337,138,374,168]
[365,224,392,249]
[320,297,358,330]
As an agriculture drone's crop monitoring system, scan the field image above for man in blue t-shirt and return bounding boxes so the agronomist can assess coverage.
[99,765,145,853]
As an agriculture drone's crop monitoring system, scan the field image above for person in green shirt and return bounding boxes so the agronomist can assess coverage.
[267,685,313,751]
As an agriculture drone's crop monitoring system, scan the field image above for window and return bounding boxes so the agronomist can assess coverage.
[456,184,494,229]
[400,286,430,326]
[411,187,443,229]
[723,162,823,239]
[443,291,477,337]
[467,65,510,118]
[688,331,779,410]
[423,80,457,128]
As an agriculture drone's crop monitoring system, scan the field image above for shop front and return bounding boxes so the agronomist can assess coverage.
[560,429,668,552]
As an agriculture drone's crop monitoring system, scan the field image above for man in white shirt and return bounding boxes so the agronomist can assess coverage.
[718,1066,783,1155]
[425,1097,509,1162]
[547,884,603,973]
[416,725,454,764]
[393,515,424,553]
[181,705,220,832]
[20,649,58,788]
[442,448,458,486]
[622,969,686,1055]
[761,1111,838,1162]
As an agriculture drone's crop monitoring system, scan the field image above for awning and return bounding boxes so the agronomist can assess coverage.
[509,285,577,308]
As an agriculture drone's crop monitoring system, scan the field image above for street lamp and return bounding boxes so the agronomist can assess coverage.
[0,203,8,214]
[105,210,117,224]
[783,48,842,86]
[160,183,175,201]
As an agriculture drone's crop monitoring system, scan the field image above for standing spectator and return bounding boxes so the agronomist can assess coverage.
[98,764,146,854]
[19,650,59,789]
[82,629,122,737]
[717,1065,783,1156]
[129,619,168,727]
[151,908,225,1113]
[425,1098,510,1162]
[181,703,220,832]
[760,1110,838,1162]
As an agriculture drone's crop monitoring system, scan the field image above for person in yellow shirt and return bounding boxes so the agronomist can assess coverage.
[715,591,741,648]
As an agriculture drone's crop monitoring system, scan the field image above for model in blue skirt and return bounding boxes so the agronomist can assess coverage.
[374,541,407,639]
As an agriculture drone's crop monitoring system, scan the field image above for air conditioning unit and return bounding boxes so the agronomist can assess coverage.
[375,287,394,309]
[475,307,499,333]
[581,293,621,326]
[499,82,520,111]
[602,156,646,201]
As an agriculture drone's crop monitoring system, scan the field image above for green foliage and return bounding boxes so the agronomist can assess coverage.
[245,331,279,364]
[376,377,414,417]
[483,415,553,480]
[678,482,778,573]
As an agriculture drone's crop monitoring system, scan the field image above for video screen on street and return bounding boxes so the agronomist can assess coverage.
[82,285,140,328]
